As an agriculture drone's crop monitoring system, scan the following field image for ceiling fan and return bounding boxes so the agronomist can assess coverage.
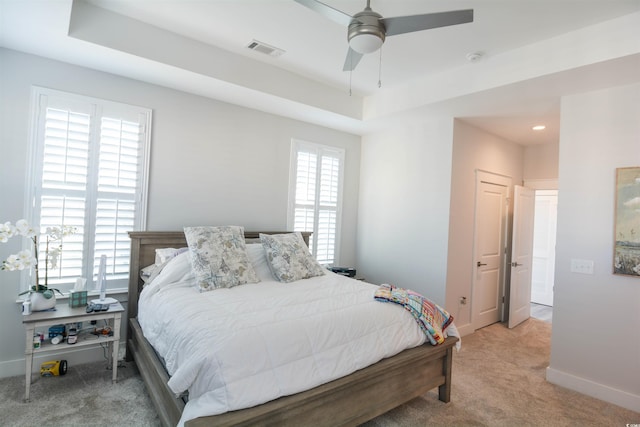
[294,0,474,71]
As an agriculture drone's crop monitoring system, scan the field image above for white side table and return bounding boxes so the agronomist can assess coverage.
[22,302,124,401]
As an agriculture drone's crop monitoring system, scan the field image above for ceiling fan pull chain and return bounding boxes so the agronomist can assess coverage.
[378,47,383,88]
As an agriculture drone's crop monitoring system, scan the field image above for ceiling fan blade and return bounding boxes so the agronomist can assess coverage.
[343,48,364,72]
[293,0,353,27]
[382,9,473,36]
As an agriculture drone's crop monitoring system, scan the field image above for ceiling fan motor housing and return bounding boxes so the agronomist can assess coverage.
[348,9,386,54]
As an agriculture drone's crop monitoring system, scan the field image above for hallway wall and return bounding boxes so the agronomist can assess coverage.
[548,82,640,411]
[446,120,524,335]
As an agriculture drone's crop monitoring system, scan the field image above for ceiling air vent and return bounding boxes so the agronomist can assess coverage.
[246,39,285,57]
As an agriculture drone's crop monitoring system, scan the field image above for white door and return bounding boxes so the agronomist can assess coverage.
[531,190,558,306]
[508,185,536,328]
[472,180,508,330]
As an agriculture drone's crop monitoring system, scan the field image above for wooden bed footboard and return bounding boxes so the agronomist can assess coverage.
[130,315,456,427]
[126,231,458,427]
[185,336,458,427]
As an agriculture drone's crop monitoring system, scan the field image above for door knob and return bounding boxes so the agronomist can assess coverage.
[477,261,487,267]
[511,262,522,267]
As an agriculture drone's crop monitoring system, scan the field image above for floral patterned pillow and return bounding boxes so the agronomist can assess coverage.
[260,232,326,283]
[184,226,259,291]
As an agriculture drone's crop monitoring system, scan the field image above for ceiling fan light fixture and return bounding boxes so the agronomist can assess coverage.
[347,6,385,54]
[349,33,384,54]
[294,0,474,72]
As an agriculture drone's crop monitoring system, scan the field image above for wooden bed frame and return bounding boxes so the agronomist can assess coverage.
[126,231,458,427]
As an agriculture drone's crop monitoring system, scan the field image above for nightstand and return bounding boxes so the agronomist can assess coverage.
[22,302,124,401]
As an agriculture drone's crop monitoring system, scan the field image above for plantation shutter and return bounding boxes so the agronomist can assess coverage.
[94,116,146,283]
[289,140,344,265]
[38,107,90,285]
[28,87,151,293]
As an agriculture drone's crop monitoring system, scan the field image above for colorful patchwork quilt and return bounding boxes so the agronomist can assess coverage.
[374,284,454,345]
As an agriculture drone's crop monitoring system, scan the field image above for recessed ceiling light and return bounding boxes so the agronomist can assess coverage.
[532,125,546,131]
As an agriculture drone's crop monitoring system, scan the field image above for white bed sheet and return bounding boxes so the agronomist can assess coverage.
[138,261,434,426]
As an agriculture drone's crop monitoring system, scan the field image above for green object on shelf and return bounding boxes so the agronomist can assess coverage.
[68,290,87,308]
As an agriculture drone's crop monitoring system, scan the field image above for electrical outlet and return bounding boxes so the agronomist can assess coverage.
[571,259,594,274]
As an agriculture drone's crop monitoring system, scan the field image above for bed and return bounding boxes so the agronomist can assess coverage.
[126,230,459,427]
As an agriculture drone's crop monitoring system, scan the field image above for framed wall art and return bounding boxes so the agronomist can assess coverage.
[614,166,640,277]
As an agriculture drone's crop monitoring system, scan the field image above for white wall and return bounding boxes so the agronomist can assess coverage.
[547,82,640,411]
[0,48,361,377]
[524,142,559,181]
[445,120,525,334]
[356,116,454,305]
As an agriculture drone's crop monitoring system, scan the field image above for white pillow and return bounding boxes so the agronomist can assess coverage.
[246,243,274,282]
[145,251,194,289]
[146,243,271,289]
[260,232,325,283]
[184,226,260,292]
[141,247,189,284]
[155,247,188,265]
[140,264,158,283]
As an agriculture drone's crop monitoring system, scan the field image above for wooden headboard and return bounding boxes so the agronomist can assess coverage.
[127,231,311,320]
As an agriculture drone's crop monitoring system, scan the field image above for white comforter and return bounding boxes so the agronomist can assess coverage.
[139,254,436,426]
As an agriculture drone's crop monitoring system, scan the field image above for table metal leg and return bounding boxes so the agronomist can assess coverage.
[111,314,121,383]
[24,324,35,402]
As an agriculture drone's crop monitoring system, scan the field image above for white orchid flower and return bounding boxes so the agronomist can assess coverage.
[48,247,60,269]
[15,219,36,238]
[16,250,36,269]
[62,225,76,237]
[46,226,62,240]
[2,250,34,271]
[0,222,16,242]
[2,254,19,271]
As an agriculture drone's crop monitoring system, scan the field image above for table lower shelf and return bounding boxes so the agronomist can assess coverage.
[31,333,117,353]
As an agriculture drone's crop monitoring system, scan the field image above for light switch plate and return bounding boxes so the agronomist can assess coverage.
[571,259,594,274]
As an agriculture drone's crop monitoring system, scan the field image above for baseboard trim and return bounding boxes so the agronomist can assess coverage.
[455,323,474,337]
[0,340,125,379]
[546,366,640,412]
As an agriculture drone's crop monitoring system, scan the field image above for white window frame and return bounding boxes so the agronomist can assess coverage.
[21,87,151,294]
[287,139,344,266]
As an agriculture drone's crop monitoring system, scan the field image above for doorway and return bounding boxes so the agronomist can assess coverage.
[531,190,558,307]
[471,171,511,331]
[508,185,536,328]
[471,175,557,331]
[530,189,558,322]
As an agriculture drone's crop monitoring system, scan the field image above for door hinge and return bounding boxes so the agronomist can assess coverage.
[502,296,505,303]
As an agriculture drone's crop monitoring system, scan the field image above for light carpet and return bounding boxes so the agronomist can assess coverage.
[2,319,638,426]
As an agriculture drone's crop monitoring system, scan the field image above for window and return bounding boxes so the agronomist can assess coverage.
[288,140,344,265]
[23,87,151,293]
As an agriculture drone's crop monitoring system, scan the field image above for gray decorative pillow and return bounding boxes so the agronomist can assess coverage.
[260,232,326,283]
[184,226,259,292]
